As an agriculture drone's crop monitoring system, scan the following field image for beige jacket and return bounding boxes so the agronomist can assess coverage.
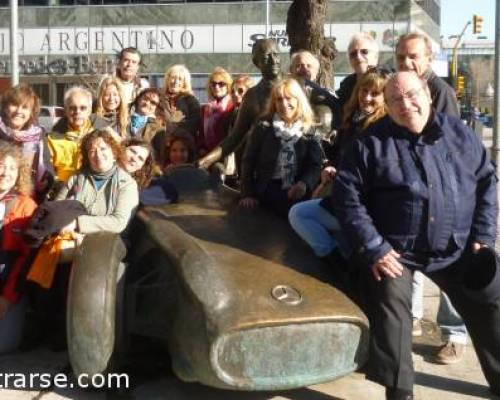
[55,167,139,234]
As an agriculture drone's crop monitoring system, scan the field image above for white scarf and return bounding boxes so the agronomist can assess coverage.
[272,115,303,189]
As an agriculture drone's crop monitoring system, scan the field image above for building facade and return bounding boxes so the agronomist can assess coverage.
[0,0,441,104]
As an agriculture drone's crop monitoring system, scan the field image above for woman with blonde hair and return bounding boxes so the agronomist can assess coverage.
[239,78,321,216]
[162,64,200,137]
[198,67,234,156]
[95,76,129,139]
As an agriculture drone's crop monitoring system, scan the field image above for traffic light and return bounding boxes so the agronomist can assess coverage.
[473,15,484,34]
[456,75,465,97]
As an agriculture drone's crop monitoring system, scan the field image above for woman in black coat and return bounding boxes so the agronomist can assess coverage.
[239,78,321,216]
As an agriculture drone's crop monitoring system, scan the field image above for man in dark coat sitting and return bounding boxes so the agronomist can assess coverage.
[330,71,500,400]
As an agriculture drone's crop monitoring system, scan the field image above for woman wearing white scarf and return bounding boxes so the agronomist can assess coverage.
[0,84,54,202]
[239,78,321,216]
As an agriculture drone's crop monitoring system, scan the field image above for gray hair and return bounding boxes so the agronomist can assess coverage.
[64,86,93,108]
[290,50,320,72]
[348,32,379,53]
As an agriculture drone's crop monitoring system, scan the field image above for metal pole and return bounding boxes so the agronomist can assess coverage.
[451,21,471,86]
[265,0,270,38]
[10,0,18,86]
[494,0,500,171]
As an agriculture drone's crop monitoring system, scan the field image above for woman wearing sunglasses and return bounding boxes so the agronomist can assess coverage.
[197,67,234,157]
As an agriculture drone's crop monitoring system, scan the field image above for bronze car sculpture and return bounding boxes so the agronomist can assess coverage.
[66,166,369,391]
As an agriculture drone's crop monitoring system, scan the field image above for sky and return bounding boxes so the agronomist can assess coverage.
[441,0,495,41]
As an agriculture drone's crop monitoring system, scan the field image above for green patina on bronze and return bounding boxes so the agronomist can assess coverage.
[67,166,369,390]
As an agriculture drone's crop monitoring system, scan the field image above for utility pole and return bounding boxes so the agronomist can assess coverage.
[265,0,270,39]
[10,0,19,86]
[494,0,500,171]
[451,21,471,86]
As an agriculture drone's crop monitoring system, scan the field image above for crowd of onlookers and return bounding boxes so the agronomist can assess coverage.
[1,30,499,400]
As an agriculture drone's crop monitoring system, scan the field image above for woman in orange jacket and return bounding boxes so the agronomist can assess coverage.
[0,141,37,353]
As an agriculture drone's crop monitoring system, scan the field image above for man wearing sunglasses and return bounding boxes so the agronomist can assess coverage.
[331,71,499,400]
[396,32,465,366]
[336,33,380,111]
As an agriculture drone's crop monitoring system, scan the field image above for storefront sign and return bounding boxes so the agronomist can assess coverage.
[0,22,411,57]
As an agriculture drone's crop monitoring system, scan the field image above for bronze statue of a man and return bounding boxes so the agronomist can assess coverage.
[198,38,282,169]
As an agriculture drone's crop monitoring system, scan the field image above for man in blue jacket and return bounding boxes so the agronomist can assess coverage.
[331,71,499,400]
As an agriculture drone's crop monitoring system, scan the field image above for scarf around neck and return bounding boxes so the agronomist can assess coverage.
[0,116,43,143]
[80,164,120,215]
[272,115,303,189]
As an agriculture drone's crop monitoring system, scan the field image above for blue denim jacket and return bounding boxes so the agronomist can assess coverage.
[330,113,497,270]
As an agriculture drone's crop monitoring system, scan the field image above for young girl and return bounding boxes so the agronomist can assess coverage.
[0,141,37,353]
[162,130,195,174]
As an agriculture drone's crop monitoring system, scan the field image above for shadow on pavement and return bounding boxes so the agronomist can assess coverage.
[415,372,498,399]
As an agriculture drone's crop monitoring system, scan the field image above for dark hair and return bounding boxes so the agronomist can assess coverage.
[164,129,195,166]
[118,47,142,64]
[134,88,166,126]
[80,129,122,172]
[1,84,41,128]
[121,138,155,189]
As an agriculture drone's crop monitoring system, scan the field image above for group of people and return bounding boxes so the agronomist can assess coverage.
[0,30,499,400]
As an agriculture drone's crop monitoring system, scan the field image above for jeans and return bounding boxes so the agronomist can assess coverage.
[411,271,424,320]
[412,270,467,343]
[288,199,348,258]
[438,291,468,344]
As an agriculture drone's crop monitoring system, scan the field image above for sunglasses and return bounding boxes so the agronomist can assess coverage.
[211,81,227,88]
[366,66,393,78]
[232,87,246,95]
[68,105,89,112]
[349,48,370,59]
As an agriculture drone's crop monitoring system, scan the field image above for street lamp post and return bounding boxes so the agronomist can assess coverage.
[10,0,19,86]
[450,21,471,86]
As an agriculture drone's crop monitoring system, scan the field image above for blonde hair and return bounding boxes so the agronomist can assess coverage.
[342,67,389,131]
[163,65,193,96]
[231,75,254,91]
[95,76,129,138]
[266,78,314,131]
[0,141,32,196]
[206,67,233,100]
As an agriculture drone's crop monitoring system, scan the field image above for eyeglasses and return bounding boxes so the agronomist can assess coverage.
[386,86,426,106]
[349,48,370,59]
[232,87,246,95]
[211,81,227,88]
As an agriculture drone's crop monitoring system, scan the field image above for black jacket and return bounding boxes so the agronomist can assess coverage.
[241,120,322,198]
[425,69,460,117]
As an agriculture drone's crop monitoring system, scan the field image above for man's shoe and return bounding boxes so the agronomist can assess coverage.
[412,318,422,337]
[434,341,465,364]
[386,387,414,400]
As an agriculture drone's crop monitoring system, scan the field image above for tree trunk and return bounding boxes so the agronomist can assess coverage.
[286,0,337,89]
